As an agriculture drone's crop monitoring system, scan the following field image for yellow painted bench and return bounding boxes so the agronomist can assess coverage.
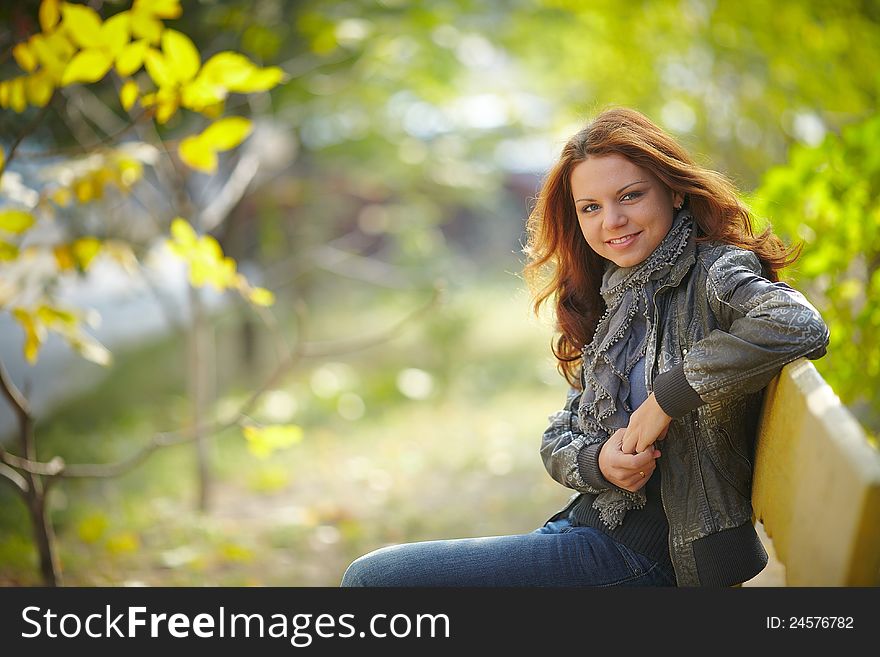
[752,357,880,585]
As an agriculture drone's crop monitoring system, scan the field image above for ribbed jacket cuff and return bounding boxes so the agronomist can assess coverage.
[653,364,705,418]
[577,442,612,490]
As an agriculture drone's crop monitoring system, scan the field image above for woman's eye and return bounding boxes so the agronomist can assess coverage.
[621,191,642,202]
[581,203,599,213]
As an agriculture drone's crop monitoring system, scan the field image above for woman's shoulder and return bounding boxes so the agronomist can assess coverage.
[693,241,762,277]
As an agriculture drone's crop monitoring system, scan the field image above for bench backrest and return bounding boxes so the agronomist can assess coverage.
[752,358,880,585]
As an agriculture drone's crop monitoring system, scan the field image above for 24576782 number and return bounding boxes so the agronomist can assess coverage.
[766,617,854,629]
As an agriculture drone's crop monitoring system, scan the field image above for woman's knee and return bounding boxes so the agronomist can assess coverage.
[340,547,395,587]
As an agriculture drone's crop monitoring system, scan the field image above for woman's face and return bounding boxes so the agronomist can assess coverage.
[570,153,683,268]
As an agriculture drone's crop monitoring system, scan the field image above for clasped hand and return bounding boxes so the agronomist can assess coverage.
[598,393,672,492]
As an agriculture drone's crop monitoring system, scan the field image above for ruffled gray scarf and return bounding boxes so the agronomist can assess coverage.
[578,209,694,528]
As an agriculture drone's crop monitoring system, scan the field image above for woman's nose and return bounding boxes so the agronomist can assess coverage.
[603,210,627,231]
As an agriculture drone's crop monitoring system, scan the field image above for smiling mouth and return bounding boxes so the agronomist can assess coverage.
[606,232,641,245]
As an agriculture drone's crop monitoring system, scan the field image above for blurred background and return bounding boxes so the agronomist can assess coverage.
[0,0,877,586]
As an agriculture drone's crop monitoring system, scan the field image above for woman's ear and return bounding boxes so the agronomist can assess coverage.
[672,191,685,210]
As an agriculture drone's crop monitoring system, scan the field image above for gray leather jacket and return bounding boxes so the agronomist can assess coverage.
[541,238,830,586]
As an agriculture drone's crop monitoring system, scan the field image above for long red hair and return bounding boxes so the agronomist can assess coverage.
[523,107,798,388]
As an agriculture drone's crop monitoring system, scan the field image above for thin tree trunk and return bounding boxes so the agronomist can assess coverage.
[188,285,211,512]
[0,361,61,585]
[28,486,60,586]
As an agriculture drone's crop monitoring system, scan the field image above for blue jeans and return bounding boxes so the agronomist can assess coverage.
[340,514,677,587]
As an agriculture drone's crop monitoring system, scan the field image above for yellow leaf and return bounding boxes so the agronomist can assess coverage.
[73,237,101,269]
[40,0,61,33]
[120,79,138,110]
[101,12,130,57]
[0,240,19,261]
[199,101,225,120]
[130,9,163,43]
[45,28,76,60]
[0,210,35,234]
[115,39,149,76]
[25,70,55,107]
[36,304,77,327]
[135,0,182,19]
[76,513,108,544]
[105,532,139,555]
[247,286,275,307]
[201,117,253,151]
[13,43,38,73]
[219,542,253,563]
[12,309,45,364]
[68,334,112,366]
[169,217,198,247]
[53,244,76,270]
[9,78,26,113]
[154,91,179,124]
[61,50,113,86]
[161,29,200,83]
[178,135,217,173]
[60,2,103,50]
[144,48,176,88]
[73,176,95,203]
[229,66,285,93]
[29,34,67,81]
[199,51,254,87]
[50,187,72,206]
[115,157,143,188]
[243,424,303,459]
[102,240,137,273]
[0,82,9,110]
[191,248,236,288]
[180,78,226,112]
[0,147,4,172]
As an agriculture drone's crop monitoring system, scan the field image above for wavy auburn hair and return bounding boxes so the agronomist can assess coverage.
[523,107,798,388]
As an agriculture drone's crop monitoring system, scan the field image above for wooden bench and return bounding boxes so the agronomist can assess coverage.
[751,357,880,585]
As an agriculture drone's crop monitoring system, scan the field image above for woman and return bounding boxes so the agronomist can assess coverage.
[341,107,829,587]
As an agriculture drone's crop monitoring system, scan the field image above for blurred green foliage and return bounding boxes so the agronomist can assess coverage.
[752,115,880,430]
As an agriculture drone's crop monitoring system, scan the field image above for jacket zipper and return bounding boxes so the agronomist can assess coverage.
[648,283,680,581]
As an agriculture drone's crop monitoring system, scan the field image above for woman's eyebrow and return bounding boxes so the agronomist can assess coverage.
[575,180,647,203]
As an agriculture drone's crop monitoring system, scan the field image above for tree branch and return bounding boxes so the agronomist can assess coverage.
[0,462,28,493]
[0,94,56,177]
[299,283,443,358]
[0,358,30,422]
[1,286,441,481]
[198,152,261,233]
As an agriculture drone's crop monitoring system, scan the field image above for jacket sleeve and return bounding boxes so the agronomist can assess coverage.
[654,248,830,418]
[539,384,615,493]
